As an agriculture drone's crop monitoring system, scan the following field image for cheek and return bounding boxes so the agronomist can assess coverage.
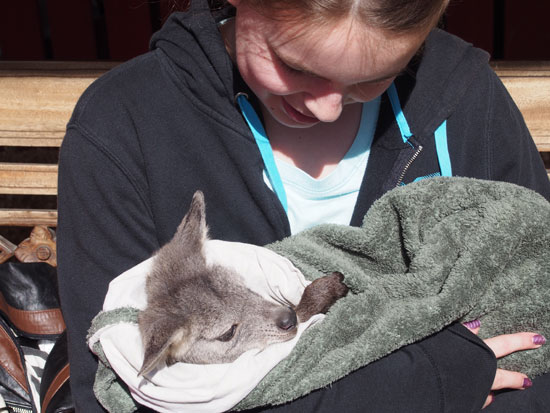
[184,339,235,363]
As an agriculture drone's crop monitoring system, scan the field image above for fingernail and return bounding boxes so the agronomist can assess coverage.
[523,377,533,388]
[533,335,546,345]
[463,319,481,329]
[483,392,494,408]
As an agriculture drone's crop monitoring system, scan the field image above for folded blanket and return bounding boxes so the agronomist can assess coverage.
[90,177,550,412]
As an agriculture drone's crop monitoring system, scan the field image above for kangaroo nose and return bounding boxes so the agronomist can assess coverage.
[275,307,297,331]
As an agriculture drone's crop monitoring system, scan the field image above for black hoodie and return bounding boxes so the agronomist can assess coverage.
[57,1,550,412]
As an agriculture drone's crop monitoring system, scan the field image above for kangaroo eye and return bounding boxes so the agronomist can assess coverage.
[217,324,238,342]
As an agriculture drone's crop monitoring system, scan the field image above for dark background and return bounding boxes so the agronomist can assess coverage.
[1,0,550,62]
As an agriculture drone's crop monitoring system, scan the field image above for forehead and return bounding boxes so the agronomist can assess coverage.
[267,17,426,84]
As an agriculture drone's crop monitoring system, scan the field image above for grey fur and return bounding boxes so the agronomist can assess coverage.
[138,191,347,375]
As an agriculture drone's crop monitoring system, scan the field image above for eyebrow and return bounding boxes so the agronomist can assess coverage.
[274,48,407,83]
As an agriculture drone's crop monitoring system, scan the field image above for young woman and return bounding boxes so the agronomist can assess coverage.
[57,0,550,411]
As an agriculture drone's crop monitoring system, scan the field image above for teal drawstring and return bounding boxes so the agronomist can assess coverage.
[236,94,288,212]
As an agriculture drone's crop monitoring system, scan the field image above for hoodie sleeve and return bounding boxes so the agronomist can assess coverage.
[450,66,550,200]
[242,324,495,413]
[57,124,159,413]
[446,64,549,201]
[486,69,550,200]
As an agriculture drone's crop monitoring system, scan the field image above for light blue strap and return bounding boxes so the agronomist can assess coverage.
[387,83,413,145]
[434,120,452,177]
[388,83,452,177]
[236,94,288,212]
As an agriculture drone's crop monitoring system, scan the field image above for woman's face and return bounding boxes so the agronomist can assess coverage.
[228,0,430,128]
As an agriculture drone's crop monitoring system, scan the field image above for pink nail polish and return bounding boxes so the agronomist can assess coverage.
[523,377,533,388]
[533,335,546,345]
[463,319,481,329]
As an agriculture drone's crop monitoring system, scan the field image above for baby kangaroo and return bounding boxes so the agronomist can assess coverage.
[138,191,348,376]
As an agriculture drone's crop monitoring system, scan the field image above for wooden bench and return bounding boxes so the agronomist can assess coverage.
[1,61,549,266]
[0,61,116,265]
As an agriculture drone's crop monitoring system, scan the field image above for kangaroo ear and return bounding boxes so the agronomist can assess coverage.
[138,314,194,377]
[172,190,208,253]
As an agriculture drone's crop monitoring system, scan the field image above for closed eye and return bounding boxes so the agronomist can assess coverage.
[273,50,316,77]
[217,324,238,342]
[278,57,304,76]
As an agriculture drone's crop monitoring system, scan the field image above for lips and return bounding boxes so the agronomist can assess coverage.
[282,98,319,125]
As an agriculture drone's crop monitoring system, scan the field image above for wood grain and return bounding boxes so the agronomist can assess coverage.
[0,76,96,147]
[494,62,550,150]
[0,210,58,227]
[0,164,58,195]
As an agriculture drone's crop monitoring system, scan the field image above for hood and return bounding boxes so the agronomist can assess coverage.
[150,0,246,121]
[396,28,491,141]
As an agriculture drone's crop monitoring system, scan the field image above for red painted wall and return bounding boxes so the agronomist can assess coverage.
[1,1,549,61]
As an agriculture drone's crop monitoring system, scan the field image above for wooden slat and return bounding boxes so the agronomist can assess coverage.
[0,210,57,227]
[0,61,118,77]
[0,75,91,147]
[0,62,114,147]
[0,61,548,150]
[493,62,550,151]
[492,61,550,77]
[0,163,58,195]
[0,132,63,148]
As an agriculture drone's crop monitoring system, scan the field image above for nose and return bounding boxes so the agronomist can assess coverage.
[304,85,344,123]
[275,307,297,331]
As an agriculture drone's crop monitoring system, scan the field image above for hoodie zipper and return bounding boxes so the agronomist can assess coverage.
[395,144,423,187]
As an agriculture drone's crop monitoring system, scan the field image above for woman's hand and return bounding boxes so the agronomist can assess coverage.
[463,320,546,409]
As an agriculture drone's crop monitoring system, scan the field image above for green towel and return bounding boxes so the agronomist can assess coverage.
[237,177,550,408]
[90,177,550,412]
